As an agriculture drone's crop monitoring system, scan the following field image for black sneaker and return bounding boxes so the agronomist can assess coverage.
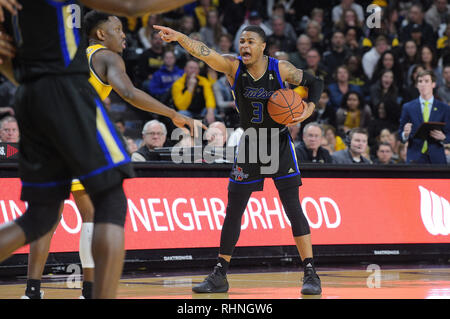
[301,267,322,295]
[192,266,229,293]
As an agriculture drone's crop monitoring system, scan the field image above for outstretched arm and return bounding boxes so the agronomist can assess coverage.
[278,60,324,125]
[154,25,239,77]
[98,50,206,135]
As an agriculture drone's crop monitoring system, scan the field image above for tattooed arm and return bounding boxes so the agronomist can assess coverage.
[279,60,303,86]
[154,25,239,77]
[279,60,324,125]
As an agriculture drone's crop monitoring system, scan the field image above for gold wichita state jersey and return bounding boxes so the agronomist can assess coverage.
[86,44,112,100]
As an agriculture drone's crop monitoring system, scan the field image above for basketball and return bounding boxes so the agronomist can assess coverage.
[267,88,306,125]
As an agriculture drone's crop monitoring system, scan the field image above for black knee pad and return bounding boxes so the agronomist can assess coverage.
[90,184,127,227]
[278,186,311,237]
[14,202,61,245]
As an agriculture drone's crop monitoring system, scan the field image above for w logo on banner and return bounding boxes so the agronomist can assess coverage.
[419,186,450,236]
[7,144,18,158]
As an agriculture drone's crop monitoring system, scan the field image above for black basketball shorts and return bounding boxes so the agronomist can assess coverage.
[14,74,134,202]
[228,127,302,193]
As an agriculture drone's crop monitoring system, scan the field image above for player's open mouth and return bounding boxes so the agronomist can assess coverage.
[242,52,251,60]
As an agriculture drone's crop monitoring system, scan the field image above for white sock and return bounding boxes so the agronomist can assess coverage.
[79,222,94,269]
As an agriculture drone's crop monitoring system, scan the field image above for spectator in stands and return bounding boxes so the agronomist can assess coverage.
[265,3,297,43]
[328,65,362,110]
[199,8,228,51]
[322,30,349,76]
[369,69,402,120]
[368,102,399,149]
[381,4,401,44]
[402,64,425,101]
[233,10,273,52]
[373,142,396,164]
[379,128,401,162]
[213,75,238,128]
[205,121,228,147]
[305,89,336,128]
[137,14,162,50]
[345,53,368,94]
[335,7,364,34]
[131,120,167,161]
[399,40,419,85]
[295,122,333,163]
[304,20,326,54]
[371,50,403,89]
[331,0,364,25]
[322,124,347,155]
[425,0,450,32]
[288,34,311,69]
[336,91,372,134]
[179,14,196,36]
[344,26,364,55]
[114,118,126,136]
[0,116,19,143]
[438,64,450,104]
[399,2,436,47]
[331,128,372,164]
[267,15,297,53]
[136,30,164,88]
[216,33,236,55]
[124,136,139,154]
[415,45,443,87]
[171,60,216,124]
[304,48,328,84]
[305,7,332,39]
[219,0,246,36]
[362,34,390,81]
[147,50,184,102]
[194,0,217,29]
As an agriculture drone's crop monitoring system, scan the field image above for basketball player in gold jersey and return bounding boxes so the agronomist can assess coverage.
[20,9,205,299]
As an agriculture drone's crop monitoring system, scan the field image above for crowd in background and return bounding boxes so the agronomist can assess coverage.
[1,0,450,164]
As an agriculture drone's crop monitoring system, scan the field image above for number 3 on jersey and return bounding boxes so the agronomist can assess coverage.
[251,102,264,123]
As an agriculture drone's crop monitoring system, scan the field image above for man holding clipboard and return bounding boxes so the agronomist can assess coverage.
[399,70,450,164]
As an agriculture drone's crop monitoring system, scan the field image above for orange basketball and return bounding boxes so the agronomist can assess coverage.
[268,88,306,125]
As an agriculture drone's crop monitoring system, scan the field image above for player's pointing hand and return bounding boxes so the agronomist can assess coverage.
[153,25,180,43]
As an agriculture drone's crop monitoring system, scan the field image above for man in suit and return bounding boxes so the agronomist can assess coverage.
[399,70,450,164]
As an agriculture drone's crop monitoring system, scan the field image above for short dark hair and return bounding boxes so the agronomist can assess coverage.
[377,141,393,152]
[349,127,368,140]
[84,10,112,37]
[241,25,266,43]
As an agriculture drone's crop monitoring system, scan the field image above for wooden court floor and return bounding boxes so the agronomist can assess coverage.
[0,265,449,299]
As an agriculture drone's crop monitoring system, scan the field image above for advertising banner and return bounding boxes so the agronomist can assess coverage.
[0,177,448,254]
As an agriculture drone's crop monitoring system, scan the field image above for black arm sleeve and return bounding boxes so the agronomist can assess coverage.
[300,71,324,105]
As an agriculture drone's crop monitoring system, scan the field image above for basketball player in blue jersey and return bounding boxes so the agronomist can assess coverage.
[0,0,200,299]
[154,24,324,295]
